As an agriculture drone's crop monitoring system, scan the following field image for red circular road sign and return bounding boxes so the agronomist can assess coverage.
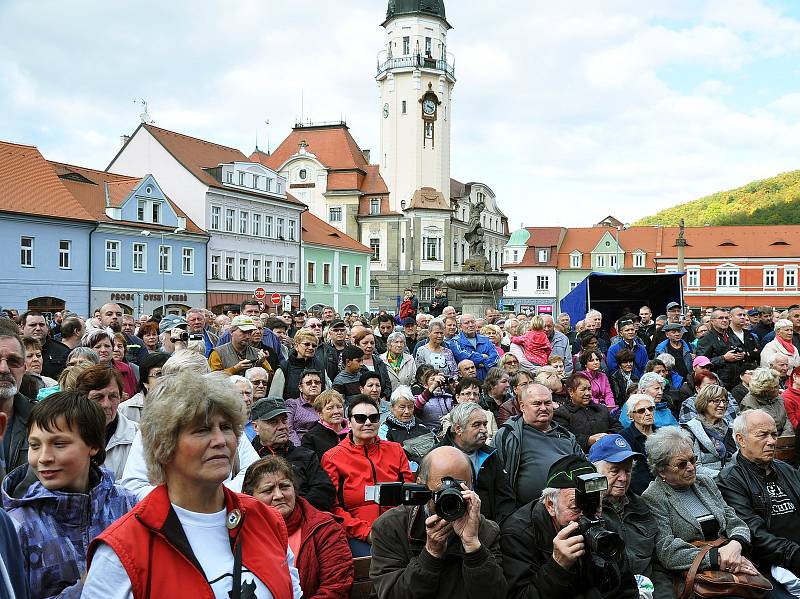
[270,292,282,305]
[254,287,266,301]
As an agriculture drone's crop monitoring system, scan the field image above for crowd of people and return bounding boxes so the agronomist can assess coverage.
[2,295,800,598]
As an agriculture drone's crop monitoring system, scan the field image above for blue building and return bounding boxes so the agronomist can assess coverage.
[0,141,95,317]
[51,162,209,317]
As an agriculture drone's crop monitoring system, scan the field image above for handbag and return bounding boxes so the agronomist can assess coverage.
[674,538,772,599]
[402,431,439,463]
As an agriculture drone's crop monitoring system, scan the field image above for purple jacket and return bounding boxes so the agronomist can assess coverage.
[286,395,320,445]
[580,369,616,409]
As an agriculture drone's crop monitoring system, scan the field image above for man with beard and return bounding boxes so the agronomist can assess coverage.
[21,310,69,379]
[98,303,148,364]
[0,320,34,473]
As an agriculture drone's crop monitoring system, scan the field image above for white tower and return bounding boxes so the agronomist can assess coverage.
[377,0,455,213]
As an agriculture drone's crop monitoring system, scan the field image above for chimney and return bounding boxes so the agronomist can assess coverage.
[362,149,371,163]
[120,135,131,147]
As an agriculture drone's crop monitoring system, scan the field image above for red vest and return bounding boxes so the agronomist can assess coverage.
[87,485,293,599]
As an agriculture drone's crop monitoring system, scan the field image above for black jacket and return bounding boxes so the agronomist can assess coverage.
[252,439,335,512]
[279,348,327,400]
[380,418,430,446]
[610,370,638,406]
[321,341,346,383]
[637,322,657,350]
[501,499,638,599]
[40,337,69,380]
[553,400,622,453]
[696,327,759,390]
[300,420,348,461]
[717,454,800,574]
[428,295,448,317]
[437,428,516,525]
[4,393,33,475]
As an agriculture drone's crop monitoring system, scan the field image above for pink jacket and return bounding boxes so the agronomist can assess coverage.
[581,369,615,409]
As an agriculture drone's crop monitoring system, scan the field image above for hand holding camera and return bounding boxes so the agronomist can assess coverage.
[450,484,481,553]
[234,359,254,373]
[427,373,446,393]
[553,521,585,570]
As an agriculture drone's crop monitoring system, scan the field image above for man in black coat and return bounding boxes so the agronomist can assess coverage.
[696,308,752,390]
[250,397,335,512]
[437,402,516,524]
[21,311,69,379]
[501,454,638,599]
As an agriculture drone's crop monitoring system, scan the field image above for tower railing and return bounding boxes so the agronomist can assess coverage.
[377,53,455,78]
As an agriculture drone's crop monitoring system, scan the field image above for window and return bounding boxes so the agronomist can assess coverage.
[265,216,273,237]
[225,257,235,280]
[537,248,549,263]
[252,259,261,282]
[420,279,436,301]
[370,238,380,261]
[288,219,296,241]
[265,260,272,282]
[20,236,33,267]
[633,252,646,268]
[226,171,233,183]
[570,253,582,268]
[137,200,145,222]
[355,266,362,287]
[569,281,580,290]
[423,236,441,261]
[159,245,172,273]
[240,258,248,281]
[299,169,307,181]
[403,36,410,55]
[277,217,285,239]
[402,100,407,114]
[182,248,194,274]
[287,262,295,283]
[370,199,380,215]
[211,206,221,230]
[717,267,739,288]
[536,276,549,291]
[785,267,798,288]
[329,207,342,222]
[276,261,284,282]
[323,263,331,285]
[239,172,245,186]
[687,267,700,288]
[152,202,161,224]
[512,250,518,262]
[609,254,618,269]
[307,262,316,285]
[370,282,379,301]
[239,211,249,235]
[252,174,259,190]
[425,36,432,56]
[133,243,146,272]
[341,265,349,286]
[211,255,220,279]
[764,267,777,288]
[225,209,235,232]
[512,275,518,291]
[252,213,261,237]
[105,240,120,271]
[401,237,406,253]
[59,240,71,269]
[595,254,606,268]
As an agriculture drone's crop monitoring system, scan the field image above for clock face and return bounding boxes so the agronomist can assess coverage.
[383,103,389,118]
[422,98,436,115]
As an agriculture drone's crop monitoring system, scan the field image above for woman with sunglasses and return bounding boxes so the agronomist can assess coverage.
[320,395,413,557]
[620,393,658,494]
[642,427,759,583]
[286,369,325,445]
[682,384,736,479]
[270,329,328,400]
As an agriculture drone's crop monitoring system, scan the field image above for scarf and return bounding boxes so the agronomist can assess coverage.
[700,416,728,459]
[777,334,796,356]
[386,412,416,432]
[386,352,403,372]
[283,497,304,536]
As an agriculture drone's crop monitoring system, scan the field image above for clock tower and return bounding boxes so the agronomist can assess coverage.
[377,0,454,213]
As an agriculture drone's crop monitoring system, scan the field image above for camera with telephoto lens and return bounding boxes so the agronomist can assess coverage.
[365,477,467,521]
[574,473,624,563]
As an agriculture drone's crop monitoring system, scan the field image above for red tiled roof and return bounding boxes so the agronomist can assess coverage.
[362,165,388,195]
[358,196,400,216]
[301,211,371,253]
[557,227,661,269]
[0,141,95,222]
[256,124,369,172]
[659,225,800,259]
[516,227,566,267]
[450,178,468,199]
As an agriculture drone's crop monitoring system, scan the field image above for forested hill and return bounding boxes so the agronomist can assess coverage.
[635,169,800,226]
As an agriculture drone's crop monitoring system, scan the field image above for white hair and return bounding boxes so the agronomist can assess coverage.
[774,319,792,331]
[389,385,414,406]
[625,393,655,418]
[586,309,602,320]
[229,375,253,392]
[163,349,211,375]
[656,353,675,369]
[245,367,268,380]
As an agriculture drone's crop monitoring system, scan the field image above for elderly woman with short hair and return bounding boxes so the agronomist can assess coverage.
[554,372,622,452]
[301,389,350,460]
[762,319,800,371]
[682,384,736,479]
[619,372,679,428]
[641,427,759,583]
[84,371,302,598]
[740,367,794,437]
[380,331,416,391]
[286,369,326,445]
[378,385,431,444]
[414,318,458,376]
[619,393,658,495]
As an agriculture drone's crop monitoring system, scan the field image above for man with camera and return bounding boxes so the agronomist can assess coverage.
[697,308,752,390]
[157,315,190,355]
[501,454,638,599]
[369,445,507,599]
[209,316,270,375]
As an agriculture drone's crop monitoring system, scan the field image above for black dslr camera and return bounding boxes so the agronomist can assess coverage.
[365,477,467,521]
[574,473,624,563]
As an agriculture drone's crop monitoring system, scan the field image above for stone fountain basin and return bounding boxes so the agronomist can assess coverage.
[442,271,509,292]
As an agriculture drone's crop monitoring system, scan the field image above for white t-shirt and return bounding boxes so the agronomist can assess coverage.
[82,505,302,599]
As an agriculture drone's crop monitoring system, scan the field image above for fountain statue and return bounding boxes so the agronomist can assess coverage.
[442,197,508,314]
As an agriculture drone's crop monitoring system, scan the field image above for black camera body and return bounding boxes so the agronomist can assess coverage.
[366,477,467,521]
[574,473,624,563]
[171,329,189,343]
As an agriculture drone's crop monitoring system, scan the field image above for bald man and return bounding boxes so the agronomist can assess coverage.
[370,446,507,599]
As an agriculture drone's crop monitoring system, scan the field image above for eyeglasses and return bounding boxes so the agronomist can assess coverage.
[251,379,269,386]
[708,397,728,405]
[351,413,380,424]
[300,342,318,349]
[670,456,698,471]
[307,323,322,328]
[303,380,322,387]
[634,406,655,414]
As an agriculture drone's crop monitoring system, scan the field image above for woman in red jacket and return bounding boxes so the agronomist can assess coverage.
[244,456,353,599]
[782,366,800,429]
[321,394,413,557]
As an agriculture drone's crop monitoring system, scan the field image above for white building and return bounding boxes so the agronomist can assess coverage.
[502,227,565,315]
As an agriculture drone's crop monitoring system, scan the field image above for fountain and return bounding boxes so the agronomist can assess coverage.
[442,197,508,315]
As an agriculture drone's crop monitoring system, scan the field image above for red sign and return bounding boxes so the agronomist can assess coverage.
[254,287,266,301]
[270,292,282,306]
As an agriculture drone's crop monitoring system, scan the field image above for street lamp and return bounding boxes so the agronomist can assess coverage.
[141,226,185,317]
[613,223,630,272]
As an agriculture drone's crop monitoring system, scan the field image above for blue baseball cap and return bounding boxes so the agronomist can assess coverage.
[588,434,643,464]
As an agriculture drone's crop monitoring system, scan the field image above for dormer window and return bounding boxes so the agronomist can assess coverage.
[226,171,233,183]
[252,174,259,189]
[137,200,145,222]
[570,252,582,269]
[538,248,549,263]
[239,172,245,186]
[718,240,737,247]
[152,202,161,224]
[512,250,518,262]
[633,251,646,268]
[370,199,380,215]
[266,178,273,192]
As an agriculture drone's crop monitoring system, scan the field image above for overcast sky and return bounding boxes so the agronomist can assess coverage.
[3,0,800,228]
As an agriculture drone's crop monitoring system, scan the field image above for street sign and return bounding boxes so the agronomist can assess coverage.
[270,292,282,306]
[282,295,292,311]
[254,287,266,301]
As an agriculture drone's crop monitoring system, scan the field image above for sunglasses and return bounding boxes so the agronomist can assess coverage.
[251,380,269,386]
[308,323,322,328]
[671,456,698,471]
[634,406,655,415]
[351,413,380,424]
[300,342,318,348]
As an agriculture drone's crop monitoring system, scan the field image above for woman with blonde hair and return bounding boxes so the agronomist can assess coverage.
[481,323,505,357]
[740,367,794,436]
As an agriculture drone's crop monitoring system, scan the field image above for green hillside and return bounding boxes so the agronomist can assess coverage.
[635,169,800,226]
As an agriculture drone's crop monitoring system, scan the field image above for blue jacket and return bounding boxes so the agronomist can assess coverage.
[1,464,137,599]
[0,509,28,599]
[447,332,500,380]
[606,338,649,378]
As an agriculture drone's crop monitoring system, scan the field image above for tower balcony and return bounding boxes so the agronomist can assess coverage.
[377,52,455,80]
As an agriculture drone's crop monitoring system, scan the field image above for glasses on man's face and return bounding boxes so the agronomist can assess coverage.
[351,413,380,424]
[251,379,269,387]
[634,406,655,415]
[670,456,698,471]
[303,380,322,387]
[308,323,322,329]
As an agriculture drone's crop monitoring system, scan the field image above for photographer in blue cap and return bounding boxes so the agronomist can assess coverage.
[590,434,675,599]
[501,451,638,599]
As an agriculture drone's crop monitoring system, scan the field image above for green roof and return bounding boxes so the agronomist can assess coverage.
[384,0,450,27]
[506,228,530,247]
